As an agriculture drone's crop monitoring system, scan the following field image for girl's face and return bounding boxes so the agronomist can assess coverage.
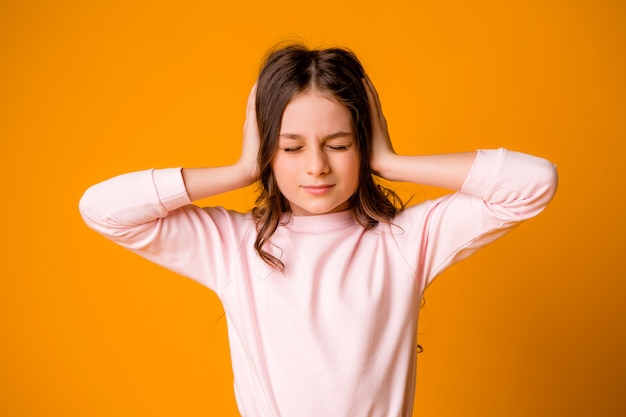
[271,89,360,216]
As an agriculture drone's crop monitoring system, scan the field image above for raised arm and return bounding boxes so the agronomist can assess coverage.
[78,85,261,291]
[362,76,558,287]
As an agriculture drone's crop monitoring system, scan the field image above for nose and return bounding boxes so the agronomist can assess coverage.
[306,147,329,176]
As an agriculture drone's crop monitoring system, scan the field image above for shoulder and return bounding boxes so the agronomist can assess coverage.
[366,199,436,239]
[387,197,442,226]
[181,205,255,232]
[199,205,252,221]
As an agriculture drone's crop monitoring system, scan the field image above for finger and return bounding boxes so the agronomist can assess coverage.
[246,83,257,116]
[362,75,383,118]
[362,76,375,105]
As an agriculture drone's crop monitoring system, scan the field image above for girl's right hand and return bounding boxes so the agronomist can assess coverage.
[238,83,261,185]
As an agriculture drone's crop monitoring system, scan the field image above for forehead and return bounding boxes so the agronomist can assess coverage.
[280,89,354,134]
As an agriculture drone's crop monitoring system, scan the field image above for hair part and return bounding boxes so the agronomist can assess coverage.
[252,44,404,270]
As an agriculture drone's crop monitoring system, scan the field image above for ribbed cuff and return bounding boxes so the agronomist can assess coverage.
[152,168,192,212]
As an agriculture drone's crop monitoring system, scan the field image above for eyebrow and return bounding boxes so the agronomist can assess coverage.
[279,131,354,140]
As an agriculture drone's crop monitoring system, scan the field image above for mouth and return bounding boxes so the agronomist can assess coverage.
[301,184,334,195]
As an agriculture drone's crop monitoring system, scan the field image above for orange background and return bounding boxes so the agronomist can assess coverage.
[1,1,625,416]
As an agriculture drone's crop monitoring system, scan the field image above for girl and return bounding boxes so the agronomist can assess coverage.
[79,44,558,417]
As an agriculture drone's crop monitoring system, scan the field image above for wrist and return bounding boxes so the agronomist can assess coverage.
[234,159,259,188]
[371,152,397,180]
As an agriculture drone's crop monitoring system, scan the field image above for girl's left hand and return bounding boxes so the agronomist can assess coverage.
[363,75,396,178]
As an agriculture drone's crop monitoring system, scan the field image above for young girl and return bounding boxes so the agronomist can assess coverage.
[80,45,558,417]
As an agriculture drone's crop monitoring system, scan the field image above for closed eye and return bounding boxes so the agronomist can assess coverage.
[328,145,350,151]
[282,147,302,153]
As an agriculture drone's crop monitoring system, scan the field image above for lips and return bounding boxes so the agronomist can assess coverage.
[301,184,334,195]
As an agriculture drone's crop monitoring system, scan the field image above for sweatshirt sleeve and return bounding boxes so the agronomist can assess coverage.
[394,148,558,289]
[78,168,248,292]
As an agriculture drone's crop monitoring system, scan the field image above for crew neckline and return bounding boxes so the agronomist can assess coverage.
[281,209,357,232]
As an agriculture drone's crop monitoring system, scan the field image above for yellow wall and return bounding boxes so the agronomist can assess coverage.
[1,0,624,416]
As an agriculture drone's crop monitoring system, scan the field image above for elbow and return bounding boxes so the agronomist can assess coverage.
[78,185,119,238]
[477,150,559,221]
[496,153,559,220]
[522,158,559,218]
[540,158,559,206]
[78,187,132,242]
[78,184,113,232]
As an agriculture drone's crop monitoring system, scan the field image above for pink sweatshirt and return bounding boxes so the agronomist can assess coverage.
[79,149,557,417]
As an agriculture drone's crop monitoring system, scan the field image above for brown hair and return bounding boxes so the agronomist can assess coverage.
[252,44,403,270]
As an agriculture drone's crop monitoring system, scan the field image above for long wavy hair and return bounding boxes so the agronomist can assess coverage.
[252,44,404,270]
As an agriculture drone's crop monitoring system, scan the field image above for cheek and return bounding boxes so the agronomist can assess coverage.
[270,155,291,187]
[343,155,361,189]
